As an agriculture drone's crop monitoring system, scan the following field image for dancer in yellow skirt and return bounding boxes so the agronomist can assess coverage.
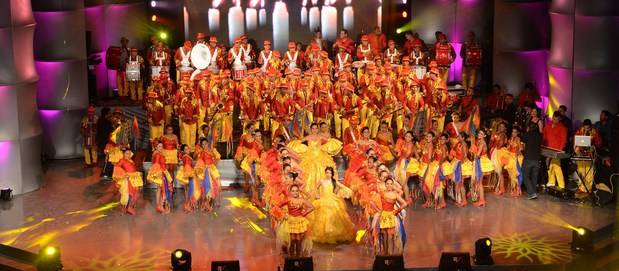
[277,184,315,258]
[375,178,408,255]
[147,141,174,213]
[113,149,143,215]
[287,123,343,198]
[194,138,221,211]
[310,167,355,244]
[176,144,199,212]
[449,132,472,207]
[470,129,494,207]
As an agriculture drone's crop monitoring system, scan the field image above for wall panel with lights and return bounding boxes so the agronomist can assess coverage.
[0,0,44,195]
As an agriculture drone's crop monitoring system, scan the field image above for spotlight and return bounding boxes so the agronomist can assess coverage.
[150,1,157,7]
[474,238,494,265]
[151,15,157,22]
[36,246,62,271]
[159,32,168,40]
[401,11,408,18]
[171,249,191,271]
[571,226,593,252]
[396,28,402,34]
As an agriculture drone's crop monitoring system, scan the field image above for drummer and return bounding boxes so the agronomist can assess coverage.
[334,44,352,75]
[150,41,170,82]
[228,38,247,81]
[175,40,194,82]
[126,48,144,101]
[384,40,401,65]
[410,40,427,80]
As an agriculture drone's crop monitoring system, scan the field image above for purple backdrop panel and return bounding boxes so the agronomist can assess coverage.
[33,10,87,61]
[84,5,107,54]
[0,140,21,191]
[0,0,35,27]
[35,60,89,109]
[573,16,619,70]
[572,70,619,121]
[18,135,43,193]
[547,66,572,114]
[448,42,463,82]
[576,0,619,16]
[93,51,109,96]
[0,25,38,84]
[105,3,148,50]
[494,1,549,51]
[550,0,575,14]
[493,50,549,97]
[39,109,85,159]
[0,135,43,194]
[0,83,40,141]
[548,13,574,68]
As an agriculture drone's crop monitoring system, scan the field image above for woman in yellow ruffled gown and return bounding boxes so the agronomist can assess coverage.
[310,167,355,243]
[287,123,343,198]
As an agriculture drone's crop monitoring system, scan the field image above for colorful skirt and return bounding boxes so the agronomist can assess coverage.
[175,167,194,185]
[379,210,397,229]
[286,215,310,234]
[147,164,172,186]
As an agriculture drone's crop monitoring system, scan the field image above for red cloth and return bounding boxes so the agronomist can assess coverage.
[368,33,386,55]
[543,122,568,150]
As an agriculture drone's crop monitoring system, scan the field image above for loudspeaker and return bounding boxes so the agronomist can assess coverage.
[439,252,471,271]
[211,260,240,271]
[372,255,405,271]
[0,189,12,201]
[284,257,313,271]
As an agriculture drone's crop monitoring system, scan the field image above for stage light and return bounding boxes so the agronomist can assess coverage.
[571,226,593,252]
[402,11,408,18]
[151,15,157,22]
[150,1,156,7]
[159,32,168,40]
[474,238,494,265]
[36,246,62,271]
[396,28,403,34]
[171,249,191,271]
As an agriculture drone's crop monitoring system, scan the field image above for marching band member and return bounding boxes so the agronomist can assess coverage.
[433,33,456,83]
[229,38,247,81]
[116,37,130,98]
[178,89,199,151]
[334,45,352,74]
[240,35,255,69]
[146,91,166,143]
[356,35,374,62]
[461,31,482,91]
[410,40,427,80]
[333,29,355,55]
[153,70,176,125]
[284,42,302,71]
[368,26,387,55]
[150,41,170,83]
[174,40,193,82]
[195,32,207,44]
[258,40,274,73]
[384,40,401,65]
[215,71,236,153]
[207,36,224,73]
[126,48,144,100]
[81,105,98,167]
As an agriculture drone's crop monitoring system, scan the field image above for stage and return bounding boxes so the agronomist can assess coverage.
[0,160,616,270]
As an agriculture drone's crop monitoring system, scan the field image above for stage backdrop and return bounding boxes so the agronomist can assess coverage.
[185,0,382,52]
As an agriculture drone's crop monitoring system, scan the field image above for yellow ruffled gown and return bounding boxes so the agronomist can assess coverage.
[310,180,355,243]
[287,138,343,198]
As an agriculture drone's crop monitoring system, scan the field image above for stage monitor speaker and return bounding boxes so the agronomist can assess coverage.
[211,260,240,271]
[438,252,471,271]
[372,255,405,271]
[284,257,313,271]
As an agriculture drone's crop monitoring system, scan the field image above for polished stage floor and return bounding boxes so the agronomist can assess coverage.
[0,160,616,270]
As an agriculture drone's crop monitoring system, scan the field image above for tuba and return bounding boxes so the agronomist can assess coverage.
[189,43,212,81]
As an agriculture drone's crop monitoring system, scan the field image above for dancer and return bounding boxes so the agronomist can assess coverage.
[449,132,472,207]
[240,130,264,205]
[176,144,199,212]
[311,167,355,243]
[470,129,494,207]
[278,184,315,258]
[113,149,143,215]
[394,131,418,201]
[287,123,343,198]
[375,178,408,255]
[161,125,179,172]
[194,138,221,210]
[147,141,174,213]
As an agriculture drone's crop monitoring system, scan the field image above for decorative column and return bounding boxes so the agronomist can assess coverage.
[548,0,619,120]
[0,0,43,195]
[32,0,89,159]
[493,0,550,106]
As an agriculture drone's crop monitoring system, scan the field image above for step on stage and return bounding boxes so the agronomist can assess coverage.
[0,160,615,270]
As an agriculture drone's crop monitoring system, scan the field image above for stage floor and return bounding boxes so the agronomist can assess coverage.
[0,160,616,270]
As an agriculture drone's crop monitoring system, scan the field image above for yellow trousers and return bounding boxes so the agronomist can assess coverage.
[164,105,173,126]
[461,66,478,90]
[84,147,97,165]
[116,71,127,97]
[127,80,143,100]
[576,160,594,192]
[180,122,197,150]
[439,66,449,83]
[149,124,164,142]
[395,113,404,134]
[546,158,565,188]
[333,112,347,139]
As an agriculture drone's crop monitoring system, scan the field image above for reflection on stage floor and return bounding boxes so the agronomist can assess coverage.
[0,160,615,270]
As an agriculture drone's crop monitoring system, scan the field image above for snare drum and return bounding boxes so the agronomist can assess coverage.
[126,62,140,81]
[233,68,247,80]
[412,65,426,80]
[151,66,163,79]
[351,61,364,69]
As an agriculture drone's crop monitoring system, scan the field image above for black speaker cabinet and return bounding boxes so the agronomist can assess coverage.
[439,252,471,271]
[211,260,240,271]
[373,255,404,271]
[284,257,313,271]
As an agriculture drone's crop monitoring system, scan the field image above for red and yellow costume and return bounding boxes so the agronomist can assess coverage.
[146,92,165,142]
[80,106,98,166]
[113,156,143,214]
[178,91,199,150]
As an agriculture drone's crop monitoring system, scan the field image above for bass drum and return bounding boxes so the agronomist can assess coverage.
[190,43,212,80]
